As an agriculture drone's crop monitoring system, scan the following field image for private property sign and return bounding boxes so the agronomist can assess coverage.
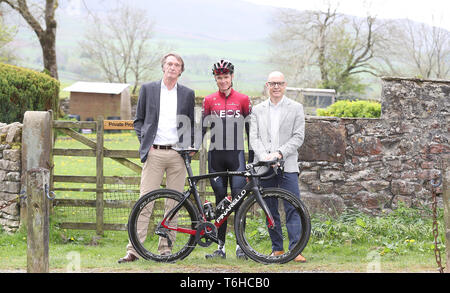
[103,120,134,130]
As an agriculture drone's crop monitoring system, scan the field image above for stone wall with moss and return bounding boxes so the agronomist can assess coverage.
[299,77,449,215]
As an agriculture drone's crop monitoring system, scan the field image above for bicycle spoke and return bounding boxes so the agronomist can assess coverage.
[128,190,198,262]
[235,188,311,264]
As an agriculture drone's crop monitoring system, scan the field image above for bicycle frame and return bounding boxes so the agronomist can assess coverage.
[158,152,276,243]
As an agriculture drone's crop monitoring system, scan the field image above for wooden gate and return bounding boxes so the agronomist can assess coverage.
[52,116,142,234]
[51,116,212,235]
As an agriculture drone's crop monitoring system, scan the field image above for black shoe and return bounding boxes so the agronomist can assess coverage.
[236,247,248,260]
[205,249,226,259]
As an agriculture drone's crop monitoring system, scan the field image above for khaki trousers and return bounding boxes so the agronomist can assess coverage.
[127,148,186,256]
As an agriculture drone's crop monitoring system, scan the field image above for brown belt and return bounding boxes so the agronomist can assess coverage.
[153,144,173,150]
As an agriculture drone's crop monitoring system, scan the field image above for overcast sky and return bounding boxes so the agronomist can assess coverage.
[244,0,450,30]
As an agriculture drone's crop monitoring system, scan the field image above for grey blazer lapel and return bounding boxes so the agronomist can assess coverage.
[154,81,161,119]
[277,97,290,132]
[176,83,183,115]
[261,100,271,139]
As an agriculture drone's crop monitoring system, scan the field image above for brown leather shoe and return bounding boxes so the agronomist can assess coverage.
[270,250,285,256]
[294,254,307,263]
[118,253,139,264]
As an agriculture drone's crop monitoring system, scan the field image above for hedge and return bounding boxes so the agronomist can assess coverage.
[0,63,60,124]
[316,100,381,118]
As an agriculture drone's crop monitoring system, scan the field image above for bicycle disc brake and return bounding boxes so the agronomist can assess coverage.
[195,222,217,247]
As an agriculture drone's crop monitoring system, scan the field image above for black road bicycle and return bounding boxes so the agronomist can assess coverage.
[128,149,311,264]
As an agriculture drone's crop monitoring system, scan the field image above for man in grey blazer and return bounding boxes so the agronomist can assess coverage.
[119,53,195,263]
[249,71,306,262]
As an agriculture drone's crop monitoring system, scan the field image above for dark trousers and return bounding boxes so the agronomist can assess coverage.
[260,170,302,251]
[208,150,246,244]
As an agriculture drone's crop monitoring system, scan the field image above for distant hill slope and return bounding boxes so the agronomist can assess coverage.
[59,0,275,41]
[11,0,442,98]
[11,0,276,94]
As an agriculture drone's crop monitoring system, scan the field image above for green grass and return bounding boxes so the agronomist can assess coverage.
[0,205,444,272]
[0,133,446,272]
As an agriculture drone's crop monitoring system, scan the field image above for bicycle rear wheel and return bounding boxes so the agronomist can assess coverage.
[128,189,199,263]
[235,187,311,264]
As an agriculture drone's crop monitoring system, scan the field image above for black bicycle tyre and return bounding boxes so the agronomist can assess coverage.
[128,189,199,262]
[234,187,311,264]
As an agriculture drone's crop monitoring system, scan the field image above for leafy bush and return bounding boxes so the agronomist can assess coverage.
[316,100,381,118]
[0,63,60,124]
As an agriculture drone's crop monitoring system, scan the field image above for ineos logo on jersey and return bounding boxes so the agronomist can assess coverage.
[211,110,241,118]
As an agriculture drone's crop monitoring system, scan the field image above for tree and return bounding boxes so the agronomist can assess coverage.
[376,19,450,79]
[0,0,58,79]
[269,6,386,95]
[79,2,166,94]
[0,10,17,63]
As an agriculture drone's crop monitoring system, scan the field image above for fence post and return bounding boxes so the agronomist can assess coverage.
[21,111,53,228]
[96,116,104,235]
[26,168,50,273]
[443,158,450,273]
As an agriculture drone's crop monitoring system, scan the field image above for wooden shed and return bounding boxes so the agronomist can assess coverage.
[63,82,131,121]
[285,87,336,115]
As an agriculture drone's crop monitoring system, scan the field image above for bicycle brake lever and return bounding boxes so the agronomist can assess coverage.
[279,160,285,176]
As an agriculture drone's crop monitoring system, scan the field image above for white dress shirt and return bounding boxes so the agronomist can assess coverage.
[153,81,178,145]
[268,96,285,153]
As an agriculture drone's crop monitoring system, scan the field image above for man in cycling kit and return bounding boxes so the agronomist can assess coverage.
[202,60,253,259]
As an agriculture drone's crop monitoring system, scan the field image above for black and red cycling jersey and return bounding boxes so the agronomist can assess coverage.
[202,89,252,153]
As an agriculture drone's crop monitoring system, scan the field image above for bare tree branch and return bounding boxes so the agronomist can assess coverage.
[79,2,169,94]
[377,18,450,79]
[269,5,383,95]
[0,0,58,78]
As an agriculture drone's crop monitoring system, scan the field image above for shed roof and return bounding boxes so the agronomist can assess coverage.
[63,82,130,95]
[286,87,336,94]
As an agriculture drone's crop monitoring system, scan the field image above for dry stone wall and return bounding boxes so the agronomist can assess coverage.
[299,77,449,215]
[0,122,22,233]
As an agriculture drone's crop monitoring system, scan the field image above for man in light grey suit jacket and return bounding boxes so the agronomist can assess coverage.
[249,71,306,262]
[119,53,195,263]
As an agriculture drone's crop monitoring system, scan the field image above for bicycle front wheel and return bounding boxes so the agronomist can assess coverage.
[235,188,311,264]
[128,189,199,263]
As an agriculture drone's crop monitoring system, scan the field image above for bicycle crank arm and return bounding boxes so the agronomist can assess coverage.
[252,186,275,229]
[194,222,218,247]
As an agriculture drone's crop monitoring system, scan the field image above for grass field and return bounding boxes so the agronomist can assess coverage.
[0,133,446,273]
[0,206,444,273]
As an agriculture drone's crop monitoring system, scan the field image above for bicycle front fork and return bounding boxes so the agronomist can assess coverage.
[251,185,275,229]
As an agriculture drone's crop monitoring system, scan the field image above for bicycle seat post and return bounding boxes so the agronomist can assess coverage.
[182,152,194,179]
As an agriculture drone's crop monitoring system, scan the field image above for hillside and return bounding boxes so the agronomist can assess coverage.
[10,0,277,95]
[7,0,442,99]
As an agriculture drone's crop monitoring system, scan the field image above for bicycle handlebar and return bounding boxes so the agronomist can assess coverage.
[247,159,285,180]
[174,148,285,180]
